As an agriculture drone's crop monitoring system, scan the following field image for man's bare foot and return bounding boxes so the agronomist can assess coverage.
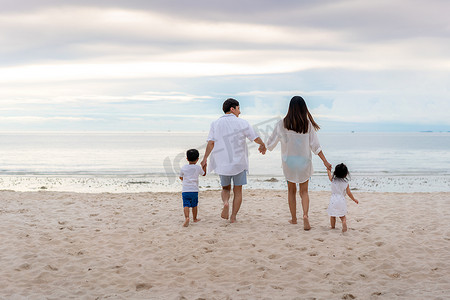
[303,216,311,231]
[230,216,237,223]
[331,226,336,229]
[193,218,201,223]
[342,221,347,232]
[183,218,189,227]
[289,219,297,224]
[221,202,229,219]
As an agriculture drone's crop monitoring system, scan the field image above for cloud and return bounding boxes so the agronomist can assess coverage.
[3,1,449,46]
[0,1,449,132]
[0,90,210,107]
[0,7,341,57]
[8,0,446,43]
[0,116,98,123]
[1,3,449,86]
[313,95,450,126]
[236,85,450,127]
[60,92,211,104]
[307,0,450,41]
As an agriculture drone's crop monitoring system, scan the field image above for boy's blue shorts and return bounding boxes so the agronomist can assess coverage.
[182,192,198,208]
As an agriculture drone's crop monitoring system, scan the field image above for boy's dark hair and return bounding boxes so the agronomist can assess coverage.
[186,149,199,162]
[223,98,239,113]
[333,163,350,181]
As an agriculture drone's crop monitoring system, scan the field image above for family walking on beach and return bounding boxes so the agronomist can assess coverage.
[180,96,358,231]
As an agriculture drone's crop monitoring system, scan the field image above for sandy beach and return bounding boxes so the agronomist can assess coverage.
[0,189,449,299]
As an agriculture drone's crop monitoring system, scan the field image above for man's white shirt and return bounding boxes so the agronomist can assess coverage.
[207,114,258,176]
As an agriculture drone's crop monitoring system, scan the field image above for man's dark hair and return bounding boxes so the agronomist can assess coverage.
[222,98,239,113]
[186,149,200,162]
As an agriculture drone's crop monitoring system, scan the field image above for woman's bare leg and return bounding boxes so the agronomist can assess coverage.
[299,180,311,230]
[287,181,297,224]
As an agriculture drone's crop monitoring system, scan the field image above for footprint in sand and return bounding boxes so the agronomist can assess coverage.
[203,247,213,253]
[388,273,401,278]
[45,265,58,271]
[15,263,31,271]
[136,283,153,291]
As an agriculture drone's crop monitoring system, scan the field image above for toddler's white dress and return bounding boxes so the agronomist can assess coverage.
[327,178,349,217]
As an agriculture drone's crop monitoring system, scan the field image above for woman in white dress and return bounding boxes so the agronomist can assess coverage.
[267,96,332,230]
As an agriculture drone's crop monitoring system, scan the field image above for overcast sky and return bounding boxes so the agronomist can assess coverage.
[1,0,449,132]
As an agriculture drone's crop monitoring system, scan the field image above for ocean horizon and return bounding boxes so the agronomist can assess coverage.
[0,130,449,193]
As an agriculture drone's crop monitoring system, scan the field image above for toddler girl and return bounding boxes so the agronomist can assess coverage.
[327,163,359,232]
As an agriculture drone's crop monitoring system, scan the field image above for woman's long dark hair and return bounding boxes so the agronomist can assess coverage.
[283,96,320,133]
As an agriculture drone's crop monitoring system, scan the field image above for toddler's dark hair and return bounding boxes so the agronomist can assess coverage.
[333,163,350,181]
[186,149,200,162]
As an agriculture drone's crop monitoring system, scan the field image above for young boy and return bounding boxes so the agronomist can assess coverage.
[179,149,205,227]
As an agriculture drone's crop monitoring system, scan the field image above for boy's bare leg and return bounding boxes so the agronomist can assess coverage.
[193,206,200,222]
[330,217,336,229]
[287,181,297,224]
[221,185,231,219]
[299,181,311,230]
[340,216,347,232]
[230,185,242,223]
[183,207,190,227]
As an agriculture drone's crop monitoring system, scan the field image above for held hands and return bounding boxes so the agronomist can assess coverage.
[318,151,332,171]
[201,159,207,173]
[258,143,267,155]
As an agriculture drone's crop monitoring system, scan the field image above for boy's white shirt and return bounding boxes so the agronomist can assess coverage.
[206,114,258,176]
[180,164,205,192]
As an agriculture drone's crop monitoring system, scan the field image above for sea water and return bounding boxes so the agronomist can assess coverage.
[0,129,449,193]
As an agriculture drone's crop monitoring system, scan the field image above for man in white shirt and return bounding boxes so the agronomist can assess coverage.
[201,98,266,223]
